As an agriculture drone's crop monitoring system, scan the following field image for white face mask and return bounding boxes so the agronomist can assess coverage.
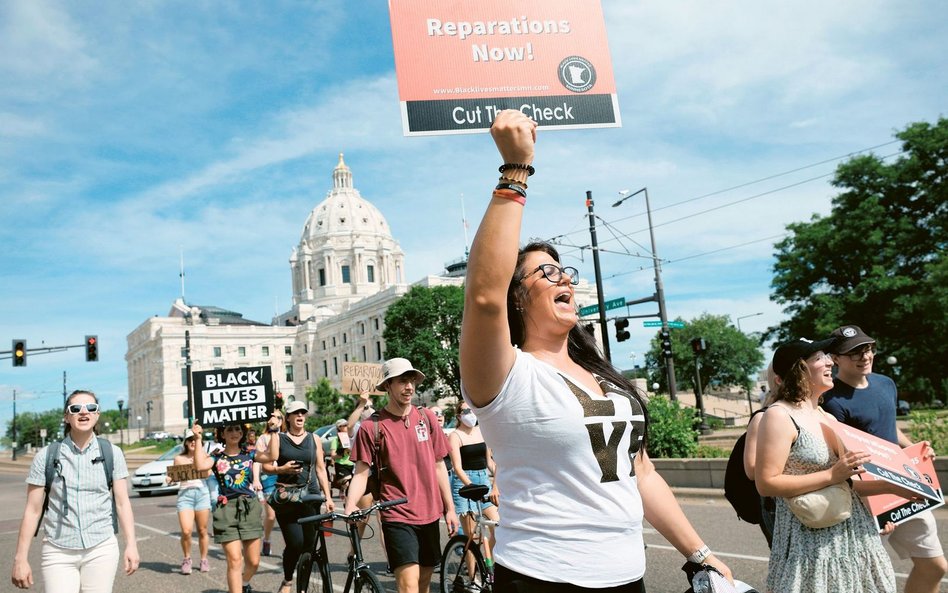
[459,412,477,428]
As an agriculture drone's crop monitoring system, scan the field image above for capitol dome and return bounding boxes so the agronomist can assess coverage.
[289,154,406,312]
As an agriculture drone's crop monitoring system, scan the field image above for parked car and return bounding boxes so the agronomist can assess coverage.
[314,424,338,458]
[131,444,184,497]
[897,400,911,416]
[143,431,175,441]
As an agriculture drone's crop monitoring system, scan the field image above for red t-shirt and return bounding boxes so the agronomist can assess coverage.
[351,406,449,524]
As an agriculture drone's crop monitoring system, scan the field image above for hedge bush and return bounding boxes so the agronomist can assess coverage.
[646,395,699,458]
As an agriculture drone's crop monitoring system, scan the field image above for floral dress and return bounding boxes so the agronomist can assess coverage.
[767,425,895,593]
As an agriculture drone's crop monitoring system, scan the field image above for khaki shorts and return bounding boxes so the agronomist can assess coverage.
[213,496,264,543]
[885,512,944,560]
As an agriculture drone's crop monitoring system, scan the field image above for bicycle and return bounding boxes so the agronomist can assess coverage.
[440,483,498,593]
[296,495,408,593]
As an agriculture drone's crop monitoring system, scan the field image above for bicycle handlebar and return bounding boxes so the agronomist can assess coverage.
[297,497,409,525]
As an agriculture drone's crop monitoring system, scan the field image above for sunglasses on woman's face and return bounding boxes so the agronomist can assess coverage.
[67,403,100,414]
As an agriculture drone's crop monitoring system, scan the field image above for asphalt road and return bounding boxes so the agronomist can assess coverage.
[0,470,945,592]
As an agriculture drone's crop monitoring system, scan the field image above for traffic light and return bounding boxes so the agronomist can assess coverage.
[660,330,673,359]
[12,340,26,367]
[85,335,99,362]
[615,318,630,342]
[691,337,708,354]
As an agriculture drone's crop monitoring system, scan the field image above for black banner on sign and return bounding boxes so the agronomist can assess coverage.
[863,462,943,503]
[403,93,619,135]
[192,366,274,428]
[874,490,944,529]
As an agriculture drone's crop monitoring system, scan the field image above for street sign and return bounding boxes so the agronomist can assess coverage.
[579,297,626,316]
[643,320,686,329]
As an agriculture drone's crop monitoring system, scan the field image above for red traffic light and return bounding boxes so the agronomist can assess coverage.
[85,335,99,362]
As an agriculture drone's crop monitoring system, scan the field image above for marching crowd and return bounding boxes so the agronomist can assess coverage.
[10,111,945,593]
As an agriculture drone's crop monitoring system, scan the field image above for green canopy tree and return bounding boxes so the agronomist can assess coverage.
[382,284,464,400]
[303,377,351,429]
[644,313,764,394]
[4,409,64,449]
[767,118,947,403]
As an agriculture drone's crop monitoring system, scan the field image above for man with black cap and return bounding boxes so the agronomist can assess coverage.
[822,325,946,593]
[345,357,458,593]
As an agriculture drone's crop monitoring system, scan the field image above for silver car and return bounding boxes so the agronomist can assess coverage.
[131,444,184,497]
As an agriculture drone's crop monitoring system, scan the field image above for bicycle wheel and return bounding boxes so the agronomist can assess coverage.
[440,534,489,593]
[354,566,385,593]
[296,547,333,593]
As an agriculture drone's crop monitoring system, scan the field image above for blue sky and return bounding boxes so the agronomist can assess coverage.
[1,1,945,432]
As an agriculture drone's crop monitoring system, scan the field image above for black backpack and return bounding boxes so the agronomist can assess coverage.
[724,409,767,525]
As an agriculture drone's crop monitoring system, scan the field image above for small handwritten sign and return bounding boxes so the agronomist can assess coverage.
[340,362,385,395]
[167,463,208,483]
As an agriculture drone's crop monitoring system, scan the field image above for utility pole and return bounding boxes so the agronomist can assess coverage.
[613,188,678,399]
[586,191,612,362]
[11,389,16,461]
[185,330,194,428]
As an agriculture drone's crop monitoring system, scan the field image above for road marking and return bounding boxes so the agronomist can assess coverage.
[134,520,283,571]
[646,543,947,583]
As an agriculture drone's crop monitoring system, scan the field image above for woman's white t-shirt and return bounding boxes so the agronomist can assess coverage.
[463,349,648,587]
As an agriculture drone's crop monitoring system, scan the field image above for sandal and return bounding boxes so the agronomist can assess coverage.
[278,580,293,593]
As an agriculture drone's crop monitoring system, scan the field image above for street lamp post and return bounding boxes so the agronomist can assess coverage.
[736,312,764,332]
[117,399,125,447]
[614,187,678,400]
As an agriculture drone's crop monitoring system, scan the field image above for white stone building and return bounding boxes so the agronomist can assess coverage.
[126,155,596,434]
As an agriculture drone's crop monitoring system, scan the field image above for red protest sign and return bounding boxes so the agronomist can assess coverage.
[388,0,620,135]
[859,443,944,528]
[834,423,943,514]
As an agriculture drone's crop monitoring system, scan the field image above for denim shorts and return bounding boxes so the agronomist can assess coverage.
[451,468,494,515]
[176,486,211,512]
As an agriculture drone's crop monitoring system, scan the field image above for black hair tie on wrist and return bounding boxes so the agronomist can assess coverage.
[499,163,535,176]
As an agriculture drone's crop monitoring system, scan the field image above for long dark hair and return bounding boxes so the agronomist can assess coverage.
[506,241,649,446]
[63,390,100,436]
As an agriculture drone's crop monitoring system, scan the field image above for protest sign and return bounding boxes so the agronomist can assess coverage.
[836,423,943,506]
[167,463,208,483]
[192,366,274,427]
[860,442,943,528]
[340,362,385,395]
[388,0,620,135]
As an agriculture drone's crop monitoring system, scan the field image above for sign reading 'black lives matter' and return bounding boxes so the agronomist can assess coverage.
[192,366,274,427]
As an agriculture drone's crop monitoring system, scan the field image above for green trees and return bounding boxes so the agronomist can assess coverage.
[644,313,764,394]
[382,284,464,400]
[4,409,63,449]
[303,377,352,429]
[768,118,947,403]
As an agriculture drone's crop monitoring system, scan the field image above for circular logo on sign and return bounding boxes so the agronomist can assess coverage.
[558,56,596,93]
[842,328,857,337]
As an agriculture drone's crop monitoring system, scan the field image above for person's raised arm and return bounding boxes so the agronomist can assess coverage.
[348,391,371,434]
[190,424,216,472]
[254,415,282,464]
[460,109,537,407]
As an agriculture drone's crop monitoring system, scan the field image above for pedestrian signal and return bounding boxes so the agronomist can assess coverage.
[85,335,99,362]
